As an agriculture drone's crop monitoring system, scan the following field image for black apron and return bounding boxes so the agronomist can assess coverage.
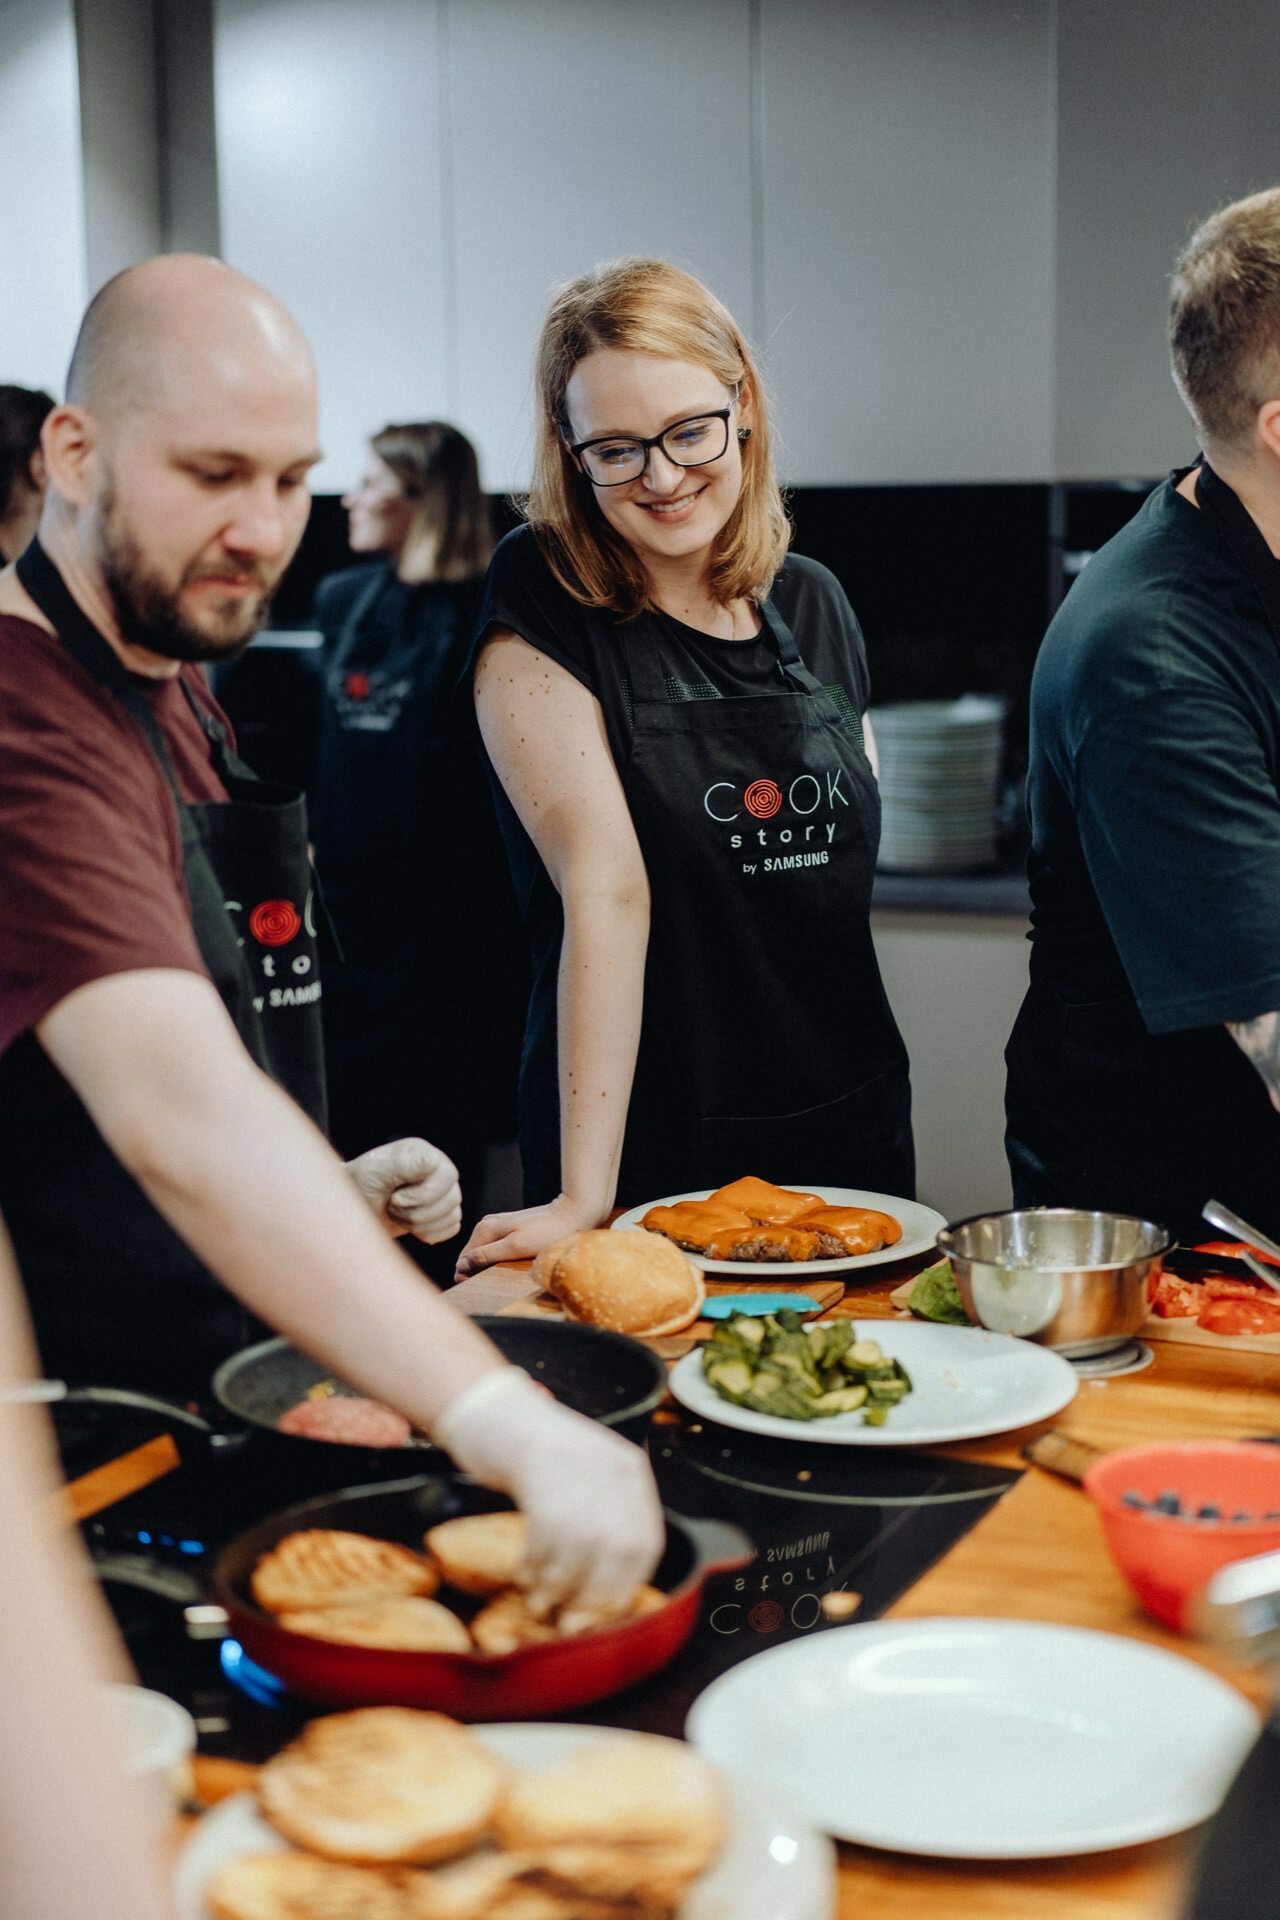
[1005,461,1280,1242]
[522,597,913,1205]
[0,542,328,1390]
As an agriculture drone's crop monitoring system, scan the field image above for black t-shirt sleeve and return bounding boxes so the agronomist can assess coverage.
[471,525,602,699]
[1075,687,1280,1031]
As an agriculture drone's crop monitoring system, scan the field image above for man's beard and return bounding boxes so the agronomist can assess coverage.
[96,484,278,664]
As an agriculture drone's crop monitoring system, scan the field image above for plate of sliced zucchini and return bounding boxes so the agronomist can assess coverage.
[669,1312,1076,1445]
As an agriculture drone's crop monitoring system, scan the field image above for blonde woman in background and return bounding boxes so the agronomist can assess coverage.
[459,258,912,1273]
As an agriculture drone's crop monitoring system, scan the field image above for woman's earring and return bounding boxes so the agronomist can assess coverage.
[737,426,752,444]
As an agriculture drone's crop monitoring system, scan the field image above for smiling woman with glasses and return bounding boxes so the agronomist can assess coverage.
[457,257,913,1276]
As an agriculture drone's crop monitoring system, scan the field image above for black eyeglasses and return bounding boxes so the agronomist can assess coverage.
[568,408,733,487]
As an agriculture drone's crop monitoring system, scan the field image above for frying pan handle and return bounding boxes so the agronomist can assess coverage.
[677,1514,756,1575]
[1022,1428,1105,1484]
[89,1549,205,1607]
[59,1386,215,1435]
[89,1549,231,1642]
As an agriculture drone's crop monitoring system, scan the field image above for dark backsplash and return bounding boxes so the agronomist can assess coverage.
[262,479,1163,799]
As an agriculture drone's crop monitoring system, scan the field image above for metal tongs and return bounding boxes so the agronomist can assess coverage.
[1195,1549,1280,1666]
[1201,1199,1280,1298]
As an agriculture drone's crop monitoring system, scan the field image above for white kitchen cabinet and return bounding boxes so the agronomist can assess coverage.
[871,910,1030,1222]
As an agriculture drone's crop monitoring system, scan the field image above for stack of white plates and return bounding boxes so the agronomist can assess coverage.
[870,696,1005,873]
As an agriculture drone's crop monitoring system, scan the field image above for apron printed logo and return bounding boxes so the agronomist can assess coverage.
[743,778,783,819]
[249,898,302,946]
[703,767,854,872]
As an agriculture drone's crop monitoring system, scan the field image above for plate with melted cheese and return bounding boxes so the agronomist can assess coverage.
[612,1178,947,1275]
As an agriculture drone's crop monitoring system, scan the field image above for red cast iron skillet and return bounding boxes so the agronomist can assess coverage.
[209,1474,752,1719]
[61,1317,668,1482]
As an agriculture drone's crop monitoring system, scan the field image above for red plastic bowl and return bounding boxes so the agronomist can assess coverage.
[1084,1440,1280,1632]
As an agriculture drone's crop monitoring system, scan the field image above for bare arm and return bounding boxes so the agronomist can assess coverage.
[458,630,650,1272]
[0,1226,174,1920]
[1228,1012,1280,1112]
[863,711,880,780]
[37,970,503,1427]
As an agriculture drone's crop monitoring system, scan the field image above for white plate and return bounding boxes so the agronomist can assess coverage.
[611,1185,946,1276]
[173,1723,835,1920]
[687,1618,1259,1859]
[669,1319,1077,1445]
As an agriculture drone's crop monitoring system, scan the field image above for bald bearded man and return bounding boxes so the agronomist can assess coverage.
[0,256,662,1628]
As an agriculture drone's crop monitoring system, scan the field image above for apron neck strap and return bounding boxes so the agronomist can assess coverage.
[1193,460,1280,650]
[622,591,823,702]
[17,537,242,784]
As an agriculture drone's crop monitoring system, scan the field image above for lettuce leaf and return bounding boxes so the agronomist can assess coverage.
[907,1258,971,1325]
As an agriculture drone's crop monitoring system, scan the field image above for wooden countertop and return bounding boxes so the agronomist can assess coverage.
[77,1259,1280,1919]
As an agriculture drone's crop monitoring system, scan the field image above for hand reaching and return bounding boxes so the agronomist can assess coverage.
[455,1192,603,1277]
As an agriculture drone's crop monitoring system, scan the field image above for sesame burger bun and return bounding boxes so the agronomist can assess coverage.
[532,1230,705,1337]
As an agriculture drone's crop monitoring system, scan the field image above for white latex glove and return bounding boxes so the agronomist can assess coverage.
[346,1137,461,1244]
[432,1367,665,1631]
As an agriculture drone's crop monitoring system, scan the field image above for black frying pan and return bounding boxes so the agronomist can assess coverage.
[58,1317,667,1483]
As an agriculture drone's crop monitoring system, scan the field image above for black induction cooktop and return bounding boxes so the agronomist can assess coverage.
[62,1400,1019,1760]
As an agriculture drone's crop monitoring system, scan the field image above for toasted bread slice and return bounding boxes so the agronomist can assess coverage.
[493,1736,724,1866]
[424,1511,528,1595]
[251,1531,438,1615]
[259,1709,504,1865]
[707,1177,824,1224]
[471,1585,666,1656]
[534,1837,720,1908]
[279,1596,472,1653]
[205,1851,425,1920]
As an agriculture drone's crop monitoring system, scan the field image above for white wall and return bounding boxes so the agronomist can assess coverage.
[872,911,1028,1222]
[0,0,86,394]
[17,0,1273,490]
[761,0,1055,484]
[445,0,754,495]
[215,0,452,493]
[1053,0,1280,479]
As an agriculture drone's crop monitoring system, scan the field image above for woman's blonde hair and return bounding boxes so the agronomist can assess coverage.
[526,258,790,617]
[371,422,493,584]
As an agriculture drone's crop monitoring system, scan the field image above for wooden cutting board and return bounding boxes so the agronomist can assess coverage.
[888,1277,1280,1356]
[501,1275,846,1359]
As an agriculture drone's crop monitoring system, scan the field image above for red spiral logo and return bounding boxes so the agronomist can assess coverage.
[748,1599,785,1633]
[249,899,301,947]
[743,778,783,820]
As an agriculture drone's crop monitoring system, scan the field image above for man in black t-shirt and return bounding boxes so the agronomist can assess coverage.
[1006,188,1280,1242]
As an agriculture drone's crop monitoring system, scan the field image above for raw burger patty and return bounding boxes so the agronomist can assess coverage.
[276,1396,412,1447]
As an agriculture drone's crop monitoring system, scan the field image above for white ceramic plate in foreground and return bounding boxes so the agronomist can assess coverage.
[611,1185,946,1276]
[669,1318,1077,1446]
[687,1618,1259,1859]
[173,1723,835,1920]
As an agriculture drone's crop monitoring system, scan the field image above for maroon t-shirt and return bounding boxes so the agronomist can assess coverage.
[0,613,231,1065]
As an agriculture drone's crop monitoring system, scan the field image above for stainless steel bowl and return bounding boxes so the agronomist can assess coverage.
[936,1208,1170,1357]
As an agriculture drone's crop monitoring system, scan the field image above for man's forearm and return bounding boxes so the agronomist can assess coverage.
[557,886,649,1215]
[38,973,503,1429]
[1228,1011,1280,1112]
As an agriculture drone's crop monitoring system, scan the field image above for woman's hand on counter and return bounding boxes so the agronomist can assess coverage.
[455,1190,604,1276]
[346,1137,462,1244]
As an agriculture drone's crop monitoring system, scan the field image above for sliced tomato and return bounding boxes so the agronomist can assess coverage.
[1194,1239,1280,1267]
[1203,1276,1280,1302]
[1197,1296,1280,1336]
[1149,1271,1201,1318]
